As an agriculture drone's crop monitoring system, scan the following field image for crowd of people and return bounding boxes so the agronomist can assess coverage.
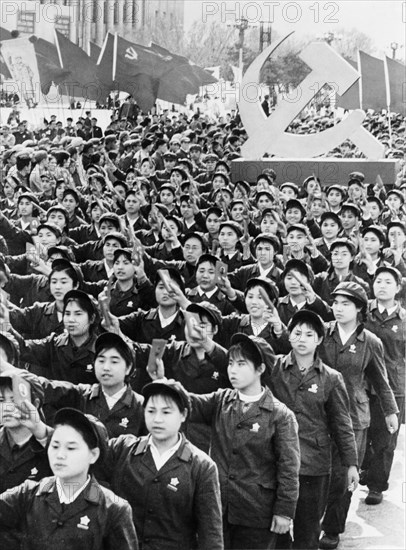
[0,101,405,550]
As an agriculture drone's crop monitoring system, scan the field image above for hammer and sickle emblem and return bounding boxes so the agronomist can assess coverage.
[239,35,384,160]
[125,47,138,61]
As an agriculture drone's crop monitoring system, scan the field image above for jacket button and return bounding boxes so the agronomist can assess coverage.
[299,386,304,390]
[237,424,242,429]
[229,474,235,480]
[153,478,159,483]
[148,508,153,513]
[57,521,64,527]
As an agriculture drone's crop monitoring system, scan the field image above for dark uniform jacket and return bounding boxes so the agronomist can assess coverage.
[188,388,300,526]
[186,286,236,316]
[106,434,223,550]
[277,295,333,325]
[319,322,399,430]
[0,428,53,550]
[72,240,105,263]
[10,301,64,339]
[6,273,52,307]
[365,300,406,397]
[228,262,283,291]
[0,428,52,494]
[119,307,186,344]
[268,353,358,476]
[39,380,145,438]
[16,331,98,385]
[314,270,370,305]
[69,224,99,245]
[217,313,291,355]
[0,476,138,550]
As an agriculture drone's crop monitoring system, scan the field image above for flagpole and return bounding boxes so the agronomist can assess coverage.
[383,55,393,148]
[53,28,72,123]
[113,33,117,81]
[357,49,363,111]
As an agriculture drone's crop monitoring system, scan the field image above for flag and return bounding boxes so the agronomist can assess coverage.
[54,30,109,102]
[205,66,221,80]
[97,33,166,111]
[336,58,360,110]
[148,42,203,104]
[89,41,101,63]
[0,27,13,79]
[31,36,71,94]
[359,51,387,111]
[385,56,405,115]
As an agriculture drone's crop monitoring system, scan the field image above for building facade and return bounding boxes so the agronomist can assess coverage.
[1,0,184,47]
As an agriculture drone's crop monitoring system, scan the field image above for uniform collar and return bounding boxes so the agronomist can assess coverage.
[282,351,322,371]
[36,475,100,504]
[224,387,275,411]
[132,433,192,462]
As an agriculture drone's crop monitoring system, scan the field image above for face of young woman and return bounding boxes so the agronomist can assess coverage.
[206,214,221,234]
[103,238,122,261]
[63,300,92,338]
[257,196,272,211]
[373,272,400,302]
[284,271,307,297]
[326,190,342,208]
[211,176,225,191]
[306,179,321,195]
[124,195,140,214]
[99,221,117,238]
[48,425,99,485]
[369,202,381,221]
[289,323,322,357]
[331,246,353,270]
[387,195,402,212]
[285,208,303,225]
[227,354,262,394]
[144,394,186,446]
[255,243,274,267]
[230,204,244,222]
[47,211,66,230]
[113,256,135,281]
[3,181,16,198]
[55,183,67,201]
[94,347,131,394]
[362,232,381,257]
[155,281,177,307]
[62,195,77,214]
[196,261,216,291]
[18,199,33,217]
[91,206,102,224]
[50,270,76,302]
[245,286,267,318]
[321,220,340,240]
[332,295,359,325]
[218,227,238,251]
[160,190,174,205]
[388,227,406,249]
[339,210,357,231]
[37,228,59,249]
[48,157,57,173]
[161,220,179,241]
[183,238,203,264]
[0,386,21,429]
[260,215,278,235]
[170,172,183,185]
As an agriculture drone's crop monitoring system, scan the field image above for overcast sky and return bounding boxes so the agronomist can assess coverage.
[184,0,405,59]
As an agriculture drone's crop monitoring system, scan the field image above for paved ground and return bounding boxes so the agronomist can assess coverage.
[340,426,405,549]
